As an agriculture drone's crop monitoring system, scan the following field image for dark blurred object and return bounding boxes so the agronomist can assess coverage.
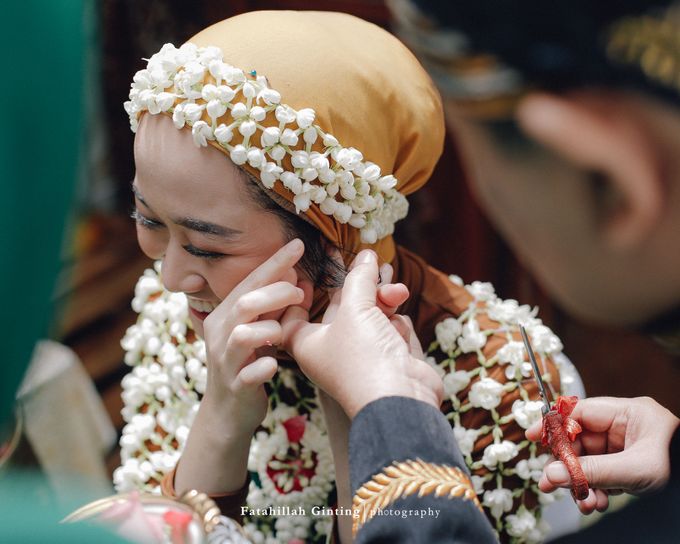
[411,0,680,104]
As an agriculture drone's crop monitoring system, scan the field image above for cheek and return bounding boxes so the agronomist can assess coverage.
[136,226,166,260]
[202,258,260,301]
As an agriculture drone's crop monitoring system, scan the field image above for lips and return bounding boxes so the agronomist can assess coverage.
[187,297,217,320]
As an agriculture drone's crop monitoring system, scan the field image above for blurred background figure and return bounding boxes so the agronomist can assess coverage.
[388,0,680,540]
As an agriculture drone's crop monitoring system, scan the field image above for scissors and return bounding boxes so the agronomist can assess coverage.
[519,325,552,416]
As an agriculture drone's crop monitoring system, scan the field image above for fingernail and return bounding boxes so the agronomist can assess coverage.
[287,238,303,254]
[357,249,376,265]
[546,462,570,483]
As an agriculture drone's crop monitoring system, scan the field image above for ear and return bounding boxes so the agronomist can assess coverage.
[515,92,665,250]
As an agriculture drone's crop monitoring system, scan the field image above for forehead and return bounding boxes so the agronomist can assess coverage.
[133,113,252,216]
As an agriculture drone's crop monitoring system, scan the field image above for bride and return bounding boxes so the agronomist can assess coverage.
[115,10,578,543]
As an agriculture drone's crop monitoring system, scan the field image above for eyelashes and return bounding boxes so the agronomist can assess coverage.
[131,207,163,230]
[131,207,226,260]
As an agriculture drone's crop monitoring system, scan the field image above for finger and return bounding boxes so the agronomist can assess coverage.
[580,430,609,456]
[343,250,379,308]
[525,420,543,442]
[594,488,610,512]
[412,358,445,407]
[230,282,304,324]
[566,396,629,433]
[389,315,412,345]
[544,452,635,491]
[377,283,409,316]
[281,280,322,360]
[232,356,278,391]
[402,315,424,360]
[378,263,393,285]
[576,488,598,515]
[227,320,283,367]
[229,239,304,302]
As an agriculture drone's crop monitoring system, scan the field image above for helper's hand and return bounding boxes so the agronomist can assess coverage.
[281,249,443,418]
[200,238,305,436]
[526,396,679,514]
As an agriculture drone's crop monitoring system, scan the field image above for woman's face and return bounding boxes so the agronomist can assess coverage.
[133,114,288,337]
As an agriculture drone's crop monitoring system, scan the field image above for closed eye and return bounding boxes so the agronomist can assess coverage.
[131,207,164,230]
[182,244,226,260]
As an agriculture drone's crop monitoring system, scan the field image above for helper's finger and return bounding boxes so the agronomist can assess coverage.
[281,279,325,361]
[543,452,634,491]
[342,250,379,308]
[402,315,424,360]
[378,263,393,285]
[377,283,409,316]
[389,315,411,345]
[525,420,543,442]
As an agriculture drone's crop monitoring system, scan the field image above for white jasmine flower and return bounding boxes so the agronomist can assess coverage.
[191,121,213,147]
[261,126,280,147]
[529,324,563,354]
[469,377,504,410]
[183,103,203,124]
[515,454,549,482]
[214,124,233,144]
[260,162,283,189]
[482,440,519,469]
[296,108,315,128]
[275,105,296,124]
[512,399,545,429]
[249,106,266,122]
[242,81,257,98]
[471,475,486,495]
[230,144,248,165]
[206,99,227,120]
[458,319,487,353]
[482,488,514,519]
[466,281,496,301]
[303,127,318,145]
[279,128,299,147]
[268,145,286,161]
[258,87,281,105]
[453,426,480,457]
[443,370,471,397]
[231,102,248,119]
[239,120,257,137]
[506,508,548,543]
[435,317,463,353]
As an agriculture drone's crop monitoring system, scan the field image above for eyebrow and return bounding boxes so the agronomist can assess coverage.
[131,182,242,241]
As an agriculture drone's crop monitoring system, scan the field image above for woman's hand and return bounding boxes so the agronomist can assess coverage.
[174,239,305,494]
[200,238,306,435]
[526,396,679,515]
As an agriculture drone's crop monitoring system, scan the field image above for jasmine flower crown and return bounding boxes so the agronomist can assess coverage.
[124,43,409,244]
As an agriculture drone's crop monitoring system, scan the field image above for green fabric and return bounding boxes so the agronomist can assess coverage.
[0,2,126,541]
[0,1,84,424]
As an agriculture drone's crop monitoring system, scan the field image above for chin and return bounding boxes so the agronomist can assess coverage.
[189,314,205,339]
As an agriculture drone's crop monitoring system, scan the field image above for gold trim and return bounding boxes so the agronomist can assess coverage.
[351,458,482,536]
[607,6,680,95]
[179,490,224,534]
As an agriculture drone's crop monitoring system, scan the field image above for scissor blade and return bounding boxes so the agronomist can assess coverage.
[519,325,551,415]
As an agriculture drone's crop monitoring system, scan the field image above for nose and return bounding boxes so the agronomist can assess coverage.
[160,241,205,294]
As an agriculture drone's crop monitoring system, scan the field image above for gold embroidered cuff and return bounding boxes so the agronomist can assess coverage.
[351,458,482,536]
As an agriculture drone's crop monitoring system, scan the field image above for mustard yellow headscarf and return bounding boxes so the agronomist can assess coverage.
[126,10,444,265]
